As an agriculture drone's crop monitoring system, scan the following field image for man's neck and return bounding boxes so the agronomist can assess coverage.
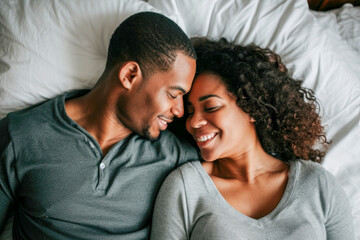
[64,88,132,155]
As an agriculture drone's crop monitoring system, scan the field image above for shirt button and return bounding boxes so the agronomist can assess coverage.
[100,163,106,169]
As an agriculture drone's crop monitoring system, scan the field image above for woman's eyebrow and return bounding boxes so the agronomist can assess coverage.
[186,94,222,106]
[199,94,222,101]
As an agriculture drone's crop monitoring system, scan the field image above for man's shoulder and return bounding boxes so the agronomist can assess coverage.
[158,131,200,162]
[157,131,194,151]
[158,130,191,143]
[129,130,180,147]
[158,130,179,141]
[7,97,60,137]
[8,98,55,118]
[122,131,197,165]
[0,117,11,150]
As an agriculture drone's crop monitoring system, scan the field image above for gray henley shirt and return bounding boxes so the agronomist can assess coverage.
[0,90,199,239]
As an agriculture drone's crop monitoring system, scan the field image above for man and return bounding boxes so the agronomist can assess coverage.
[0,12,198,239]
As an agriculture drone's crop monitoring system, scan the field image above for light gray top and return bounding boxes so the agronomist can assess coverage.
[151,160,354,240]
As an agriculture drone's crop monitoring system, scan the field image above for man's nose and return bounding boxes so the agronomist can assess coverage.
[171,98,184,118]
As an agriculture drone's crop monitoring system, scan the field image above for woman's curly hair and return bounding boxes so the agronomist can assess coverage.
[191,37,330,162]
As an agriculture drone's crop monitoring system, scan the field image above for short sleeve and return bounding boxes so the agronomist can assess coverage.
[182,142,200,165]
[150,168,189,240]
[325,171,355,240]
[176,136,200,167]
[0,117,16,232]
[164,130,200,166]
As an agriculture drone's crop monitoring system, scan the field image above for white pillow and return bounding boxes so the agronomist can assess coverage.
[148,0,360,236]
[311,4,360,54]
[0,0,182,119]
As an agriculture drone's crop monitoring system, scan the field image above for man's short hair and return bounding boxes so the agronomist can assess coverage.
[106,12,196,77]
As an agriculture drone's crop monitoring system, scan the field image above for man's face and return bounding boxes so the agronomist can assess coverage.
[120,53,196,140]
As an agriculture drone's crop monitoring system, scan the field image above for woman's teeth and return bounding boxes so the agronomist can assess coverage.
[197,133,216,142]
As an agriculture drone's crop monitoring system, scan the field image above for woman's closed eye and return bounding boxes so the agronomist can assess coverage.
[187,105,221,117]
[205,106,220,112]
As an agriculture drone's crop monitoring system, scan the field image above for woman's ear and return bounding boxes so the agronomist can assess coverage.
[250,117,256,123]
[118,62,142,90]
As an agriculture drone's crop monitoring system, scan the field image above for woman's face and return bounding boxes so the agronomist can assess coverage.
[186,73,257,161]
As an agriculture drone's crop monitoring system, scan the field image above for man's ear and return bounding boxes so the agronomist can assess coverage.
[118,62,142,90]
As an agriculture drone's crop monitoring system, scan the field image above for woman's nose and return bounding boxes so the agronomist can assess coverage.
[190,112,207,129]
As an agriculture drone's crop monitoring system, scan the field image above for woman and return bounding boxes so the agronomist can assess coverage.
[150,38,354,239]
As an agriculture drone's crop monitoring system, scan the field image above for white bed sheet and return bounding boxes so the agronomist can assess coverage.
[0,0,359,239]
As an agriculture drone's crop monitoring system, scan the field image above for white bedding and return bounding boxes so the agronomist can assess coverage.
[0,0,359,239]
[311,3,360,54]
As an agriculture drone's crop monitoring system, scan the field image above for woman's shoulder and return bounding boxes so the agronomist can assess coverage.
[161,161,211,195]
[291,160,349,214]
[163,161,202,184]
[175,161,204,180]
[294,159,338,191]
[296,159,332,176]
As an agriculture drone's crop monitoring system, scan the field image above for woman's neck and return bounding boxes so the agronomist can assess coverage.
[207,146,287,183]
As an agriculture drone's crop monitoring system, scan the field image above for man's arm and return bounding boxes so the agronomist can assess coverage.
[0,117,15,233]
[0,191,13,234]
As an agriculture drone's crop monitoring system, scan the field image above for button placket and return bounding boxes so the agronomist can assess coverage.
[98,153,111,190]
[97,160,108,190]
[84,136,100,158]
[99,162,105,170]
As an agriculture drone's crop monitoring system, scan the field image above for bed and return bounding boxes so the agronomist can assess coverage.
[0,0,359,239]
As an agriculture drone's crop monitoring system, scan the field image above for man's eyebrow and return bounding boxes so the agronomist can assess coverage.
[170,86,186,94]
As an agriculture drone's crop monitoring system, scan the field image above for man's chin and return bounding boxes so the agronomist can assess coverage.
[142,127,161,141]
